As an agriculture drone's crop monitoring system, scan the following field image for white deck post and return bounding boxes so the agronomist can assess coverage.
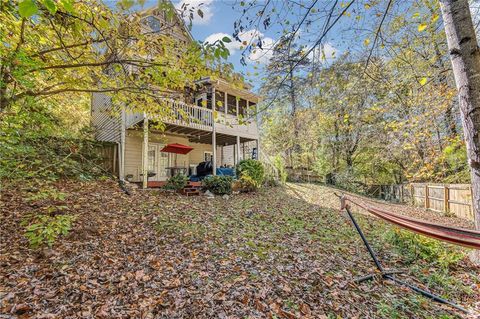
[119,108,126,180]
[236,136,241,165]
[142,114,149,189]
[212,87,217,175]
[255,102,260,160]
[224,91,228,117]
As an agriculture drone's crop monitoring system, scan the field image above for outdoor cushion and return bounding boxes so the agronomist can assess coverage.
[216,167,235,176]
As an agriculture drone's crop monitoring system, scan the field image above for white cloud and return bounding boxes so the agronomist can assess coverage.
[309,42,337,61]
[204,32,240,52]
[204,29,275,64]
[175,0,214,26]
[248,36,274,64]
[320,43,337,60]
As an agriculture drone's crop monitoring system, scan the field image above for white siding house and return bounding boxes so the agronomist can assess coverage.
[90,4,260,187]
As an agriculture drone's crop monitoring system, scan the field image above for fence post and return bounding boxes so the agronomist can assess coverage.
[444,185,449,214]
[469,185,473,219]
[425,184,429,209]
[410,184,415,205]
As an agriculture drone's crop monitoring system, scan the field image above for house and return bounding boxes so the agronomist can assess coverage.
[91,4,260,188]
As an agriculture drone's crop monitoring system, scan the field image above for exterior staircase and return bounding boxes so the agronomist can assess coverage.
[181,181,202,196]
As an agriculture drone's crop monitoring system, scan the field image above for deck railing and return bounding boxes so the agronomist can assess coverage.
[124,98,258,137]
[161,99,213,130]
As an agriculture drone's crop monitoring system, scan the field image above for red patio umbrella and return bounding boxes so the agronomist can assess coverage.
[160,143,193,154]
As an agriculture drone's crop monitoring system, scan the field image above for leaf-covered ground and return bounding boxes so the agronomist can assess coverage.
[1,181,479,318]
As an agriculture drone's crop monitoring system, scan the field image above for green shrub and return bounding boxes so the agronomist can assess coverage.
[26,187,67,202]
[238,174,258,192]
[163,174,188,191]
[23,214,76,248]
[203,175,233,195]
[236,159,265,189]
[383,228,465,269]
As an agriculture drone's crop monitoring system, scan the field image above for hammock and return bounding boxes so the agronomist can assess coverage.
[340,196,480,249]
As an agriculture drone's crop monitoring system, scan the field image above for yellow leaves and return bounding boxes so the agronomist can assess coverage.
[417,23,427,32]
[364,3,371,9]
[364,38,370,46]
[419,77,428,86]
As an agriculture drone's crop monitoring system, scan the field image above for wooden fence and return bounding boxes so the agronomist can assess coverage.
[410,183,474,221]
[286,168,323,183]
[365,184,410,203]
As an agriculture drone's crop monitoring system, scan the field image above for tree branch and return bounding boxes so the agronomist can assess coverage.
[364,0,393,72]
[28,59,169,73]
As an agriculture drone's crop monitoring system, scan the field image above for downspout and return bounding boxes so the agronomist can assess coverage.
[119,108,126,180]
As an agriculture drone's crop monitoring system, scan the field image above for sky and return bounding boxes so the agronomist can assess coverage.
[169,0,278,88]
[104,0,414,92]
[166,0,341,90]
[103,0,480,92]
[104,0,276,90]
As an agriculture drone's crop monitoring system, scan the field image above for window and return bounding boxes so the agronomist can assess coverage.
[147,147,156,173]
[215,91,225,112]
[238,98,247,117]
[227,94,237,115]
[248,102,256,116]
[195,93,207,107]
[204,151,213,162]
[143,16,161,33]
[206,92,212,109]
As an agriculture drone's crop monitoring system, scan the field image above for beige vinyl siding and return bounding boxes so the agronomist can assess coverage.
[123,129,257,181]
[124,134,143,181]
[189,142,214,164]
[221,145,235,167]
[124,130,219,181]
[91,93,121,143]
[125,131,190,181]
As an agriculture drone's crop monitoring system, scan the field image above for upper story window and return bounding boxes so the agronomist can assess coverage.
[215,91,225,112]
[238,98,247,117]
[195,93,206,107]
[248,102,256,116]
[227,94,237,116]
[143,16,161,33]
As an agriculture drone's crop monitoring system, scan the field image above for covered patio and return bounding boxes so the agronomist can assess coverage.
[133,121,259,188]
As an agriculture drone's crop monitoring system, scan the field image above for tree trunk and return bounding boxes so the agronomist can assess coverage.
[439,0,480,264]
[289,66,301,155]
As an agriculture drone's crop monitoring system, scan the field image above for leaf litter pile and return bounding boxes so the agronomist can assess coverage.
[1,181,479,318]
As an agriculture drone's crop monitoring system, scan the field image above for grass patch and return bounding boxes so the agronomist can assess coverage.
[382,228,465,269]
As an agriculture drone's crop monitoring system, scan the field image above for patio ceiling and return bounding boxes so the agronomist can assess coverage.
[160,124,256,146]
